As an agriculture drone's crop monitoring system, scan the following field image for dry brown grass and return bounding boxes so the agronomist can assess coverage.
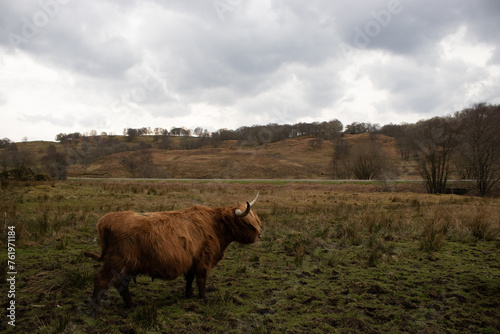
[2,180,499,333]
[60,135,423,179]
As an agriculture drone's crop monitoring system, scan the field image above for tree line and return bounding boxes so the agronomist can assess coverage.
[119,120,345,147]
[0,120,344,181]
[332,103,500,196]
[1,103,499,195]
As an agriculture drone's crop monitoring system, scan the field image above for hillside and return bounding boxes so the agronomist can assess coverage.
[2,134,420,180]
[71,138,335,179]
[68,134,419,179]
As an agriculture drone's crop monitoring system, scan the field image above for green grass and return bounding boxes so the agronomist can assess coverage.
[0,180,499,333]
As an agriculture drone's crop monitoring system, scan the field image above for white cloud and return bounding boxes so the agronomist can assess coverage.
[441,26,495,67]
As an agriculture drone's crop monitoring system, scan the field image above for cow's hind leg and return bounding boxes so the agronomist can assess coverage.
[185,269,195,298]
[195,267,209,301]
[112,269,136,308]
[90,265,114,311]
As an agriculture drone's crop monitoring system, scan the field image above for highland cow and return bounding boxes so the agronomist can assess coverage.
[84,193,261,310]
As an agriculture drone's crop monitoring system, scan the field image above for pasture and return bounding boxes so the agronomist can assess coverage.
[0,180,499,333]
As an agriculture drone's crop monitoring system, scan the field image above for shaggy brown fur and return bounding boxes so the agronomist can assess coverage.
[84,198,262,310]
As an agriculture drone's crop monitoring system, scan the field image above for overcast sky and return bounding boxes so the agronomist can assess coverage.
[1,0,499,142]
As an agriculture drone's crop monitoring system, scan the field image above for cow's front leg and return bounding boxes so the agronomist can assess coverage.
[184,269,195,298]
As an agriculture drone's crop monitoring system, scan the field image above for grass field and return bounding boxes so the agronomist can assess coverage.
[0,180,499,333]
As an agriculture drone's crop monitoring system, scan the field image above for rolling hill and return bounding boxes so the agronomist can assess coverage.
[3,134,420,180]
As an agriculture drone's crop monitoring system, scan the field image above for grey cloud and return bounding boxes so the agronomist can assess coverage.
[333,0,499,61]
[1,0,499,142]
[149,0,499,119]
[1,0,141,77]
[135,1,342,88]
[364,56,492,116]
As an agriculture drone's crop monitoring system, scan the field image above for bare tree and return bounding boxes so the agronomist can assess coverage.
[381,123,416,160]
[193,127,204,137]
[331,138,351,179]
[78,140,93,173]
[0,149,12,174]
[196,129,211,148]
[331,138,392,180]
[453,154,475,180]
[41,144,68,180]
[345,122,380,134]
[349,141,390,180]
[124,128,139,141]
[120,151,167,178]
[120,152,146,177]
[456,103,500,196]
[9,143,35,173]
[170,127,183,136]
[0,138,12,148]
[412,117,459,194]
[158,135,173,150]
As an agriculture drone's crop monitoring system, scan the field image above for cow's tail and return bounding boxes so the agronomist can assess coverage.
[84,223,112,262]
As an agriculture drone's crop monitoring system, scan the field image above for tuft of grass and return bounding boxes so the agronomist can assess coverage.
[294,243,306,267]
[335,219,363,246]
[132,302,158,330]
[420,218,449,252]
[234,263,248,274]
[55,236,67,250]
[203,291,232,319]
[60,264,93,290]
[366,235,383,267]
[54,312,70,333]
[35,207,51,237]
[465,208,498,240]
[283,232,310,256]
[249,254,260,262]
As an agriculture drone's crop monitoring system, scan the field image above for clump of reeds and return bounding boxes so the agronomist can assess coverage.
[419,210,450,252]
[463,207,499,241]
[365,234,396,267]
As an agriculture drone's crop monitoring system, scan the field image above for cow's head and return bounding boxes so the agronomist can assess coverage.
[228,193,262,244]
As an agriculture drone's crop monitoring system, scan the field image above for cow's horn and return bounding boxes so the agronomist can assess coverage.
[235,192,259,217]
[249,192,259,207]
